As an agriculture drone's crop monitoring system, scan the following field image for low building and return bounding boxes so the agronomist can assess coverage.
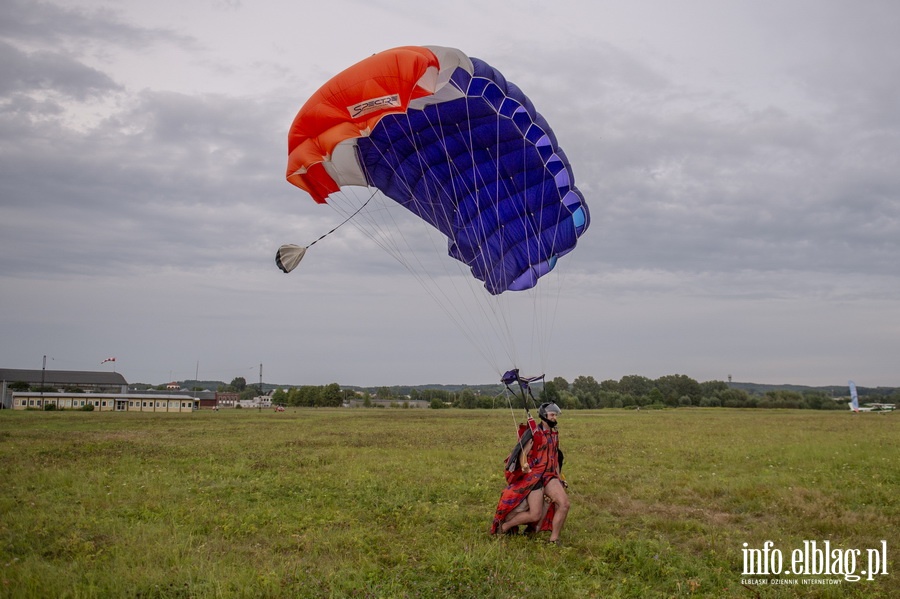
[130,387,216,407]
[215,391,240,409]
[238,395,272,409]
[11,392,198,413]
[1,368,128,409]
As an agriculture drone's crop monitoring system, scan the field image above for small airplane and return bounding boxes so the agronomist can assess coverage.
[850,403,896,413]
[848,380,895,413]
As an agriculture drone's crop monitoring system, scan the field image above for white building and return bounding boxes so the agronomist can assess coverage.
[12,392,198,413]
[238,395,272,409]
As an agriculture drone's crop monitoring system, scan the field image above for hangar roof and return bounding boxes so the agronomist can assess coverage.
[0,369,127,387]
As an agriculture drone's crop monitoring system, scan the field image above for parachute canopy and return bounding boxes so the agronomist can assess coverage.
[286,45,589,295]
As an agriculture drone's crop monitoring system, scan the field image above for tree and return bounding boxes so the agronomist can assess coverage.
[540,381,561,405]
[290,386,319,407]
[599,379,619,393]
[618,375,653,400]
[272,389,288,405]
[802,390,834,410]
[700,380,729,397]
[760,390,803,409]
[572,375,601,409]
[699,396,721,407]
[551,377,570,392]
[655,374,701,406]
[319,383,343,407]
[457,389,478,409]
[230,377,247,392]
[717,388,750,407]
[556,389,577,410]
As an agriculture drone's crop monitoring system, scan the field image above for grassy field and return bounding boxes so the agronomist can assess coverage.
[0,408,896,598]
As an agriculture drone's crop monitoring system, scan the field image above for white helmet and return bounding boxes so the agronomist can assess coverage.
[538,402,561,418]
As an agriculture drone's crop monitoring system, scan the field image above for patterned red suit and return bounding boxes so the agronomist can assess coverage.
[490,423,560,534]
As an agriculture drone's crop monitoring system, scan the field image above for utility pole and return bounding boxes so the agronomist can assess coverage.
[40,355,46,402]
[258,363,263,396]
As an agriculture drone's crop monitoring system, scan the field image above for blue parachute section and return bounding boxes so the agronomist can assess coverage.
[356,57,589,295]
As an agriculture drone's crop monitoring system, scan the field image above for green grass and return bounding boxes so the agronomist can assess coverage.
[0,408,897,598]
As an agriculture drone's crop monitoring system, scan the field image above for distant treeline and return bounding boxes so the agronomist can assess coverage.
[137,375,898,410]
[262,375,899,410]
[532,375,889,410]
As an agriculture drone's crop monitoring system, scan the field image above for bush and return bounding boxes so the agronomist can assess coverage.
[80,404,95,411]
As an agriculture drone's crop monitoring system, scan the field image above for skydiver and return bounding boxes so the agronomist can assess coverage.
[490,402,569,544]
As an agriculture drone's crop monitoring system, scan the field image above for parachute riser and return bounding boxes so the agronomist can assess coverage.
[501,368,544,419]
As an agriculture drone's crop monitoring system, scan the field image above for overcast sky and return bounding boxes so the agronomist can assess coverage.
[2,0,898,388]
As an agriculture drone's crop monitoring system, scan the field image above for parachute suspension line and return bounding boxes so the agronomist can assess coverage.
[407,111,507,366]
[327,188,407,267]
[448,94,514,371]
[340,138,504,371]
[497,384,532,466]
[519,118,553,375]
[340,139,440,280]
[309,189,378,248]
[420,108,521,375]
[536,264,566,372]
[350,107,522,377]
[451,90,519,370]
[502,385,522,438]
[488,102,519,367]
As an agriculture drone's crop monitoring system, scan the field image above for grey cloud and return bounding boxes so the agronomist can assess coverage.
[0,85,298,278]
[0,0,190,48]
[0,40,119,99]
[540,40,900,283]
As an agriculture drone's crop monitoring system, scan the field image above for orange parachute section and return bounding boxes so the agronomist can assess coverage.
[286,46,441,203]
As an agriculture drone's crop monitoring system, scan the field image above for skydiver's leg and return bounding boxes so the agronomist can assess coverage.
[499,487,544,532]
[539,493,552,522]
[520,494,553,536]
[542,478,570,542]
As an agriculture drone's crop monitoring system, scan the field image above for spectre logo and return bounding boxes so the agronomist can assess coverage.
[348,94,402,119]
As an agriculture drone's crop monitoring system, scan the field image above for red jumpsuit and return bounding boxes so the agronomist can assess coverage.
[490,424,560,534]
